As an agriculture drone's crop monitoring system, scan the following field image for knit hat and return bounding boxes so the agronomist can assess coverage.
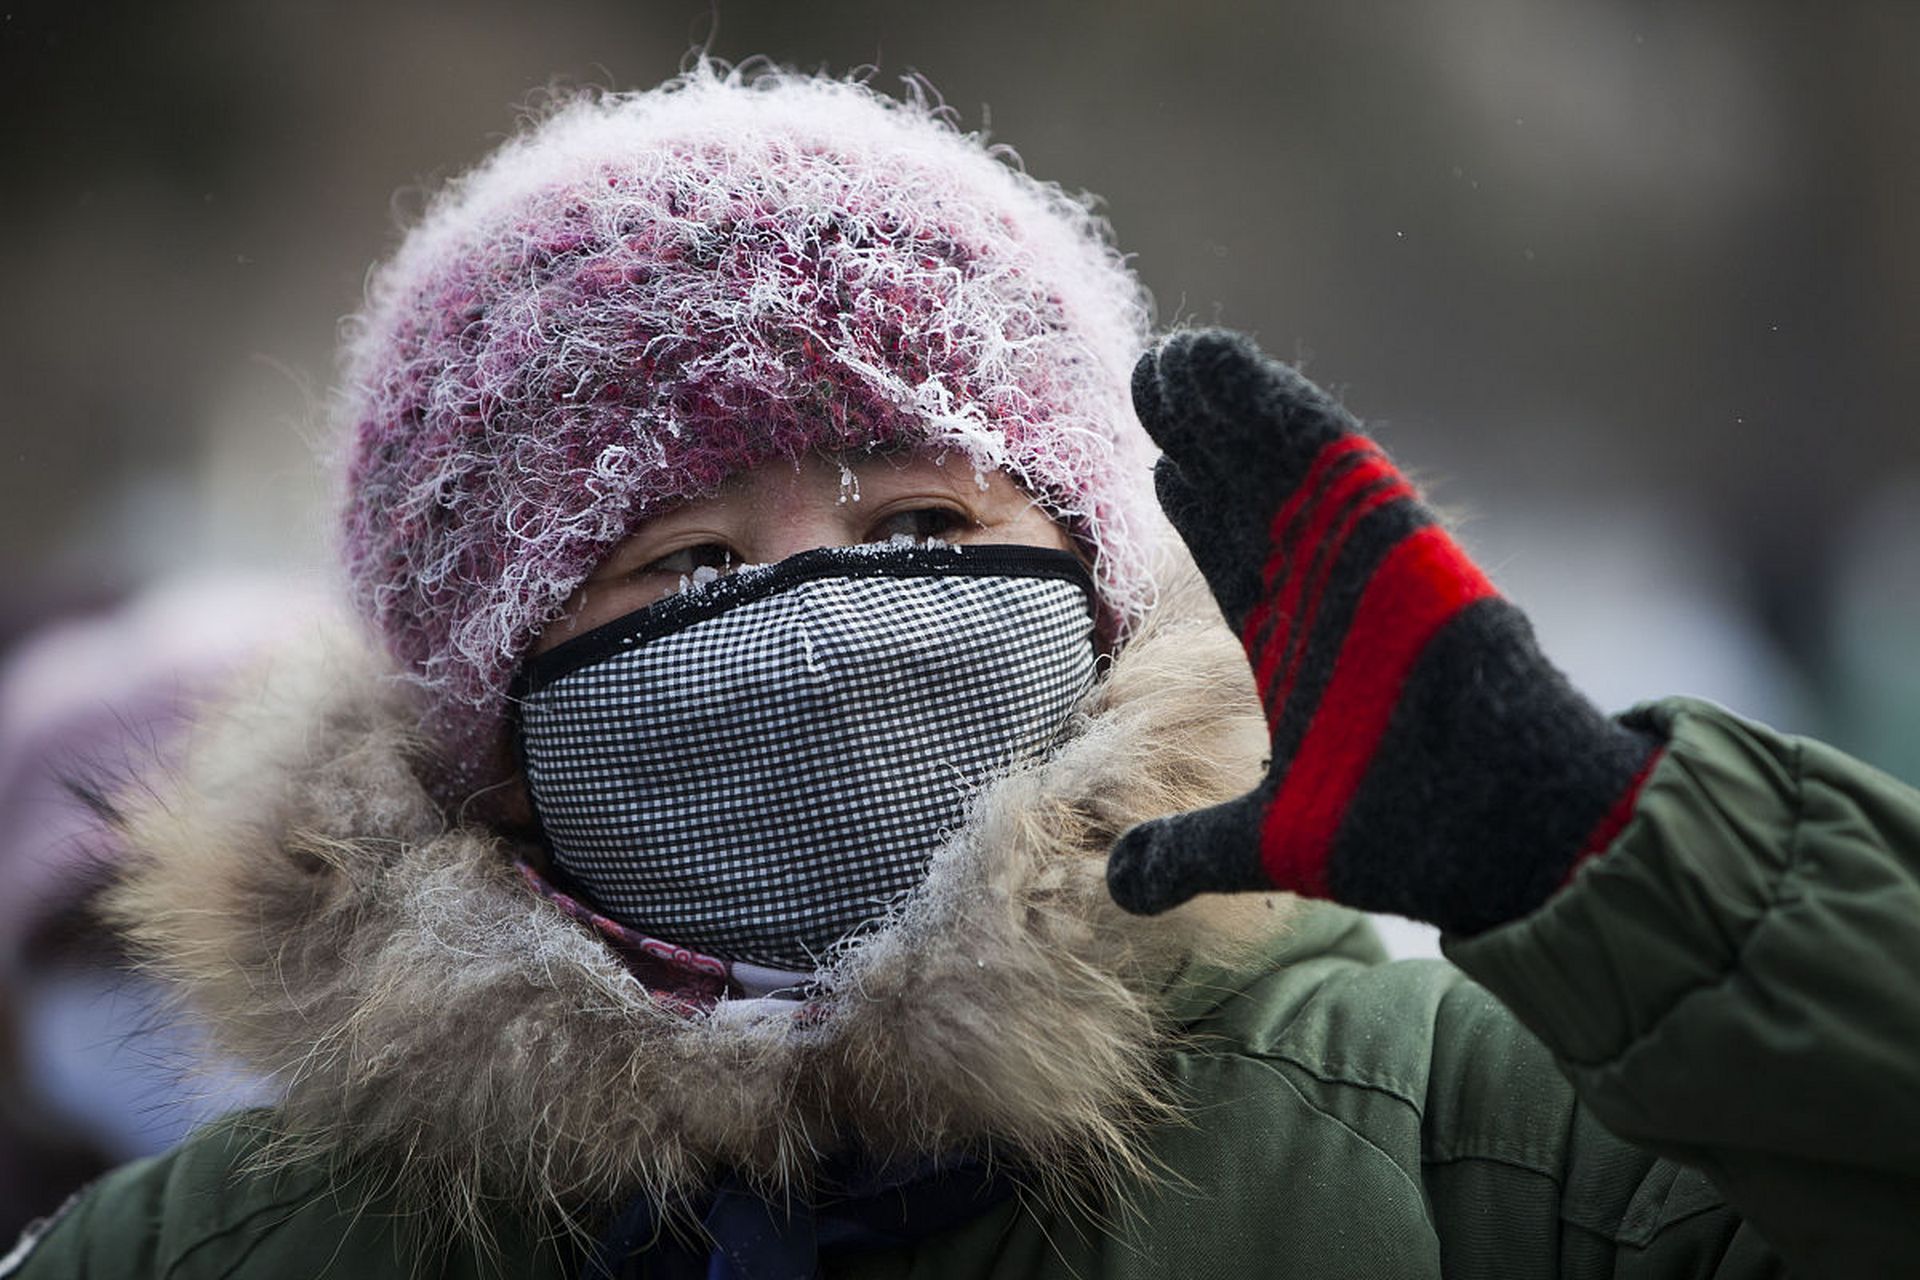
[337,61,1158,792]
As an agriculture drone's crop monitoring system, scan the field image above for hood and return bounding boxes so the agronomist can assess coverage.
[103,556,1292,1234]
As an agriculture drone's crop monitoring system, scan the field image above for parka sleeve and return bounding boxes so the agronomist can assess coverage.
[1442,695,1920,1276]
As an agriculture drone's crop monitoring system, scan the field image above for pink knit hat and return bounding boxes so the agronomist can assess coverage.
[338,62,1158,791]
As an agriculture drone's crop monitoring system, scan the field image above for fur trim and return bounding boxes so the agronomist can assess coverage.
[104,555,1288,1235]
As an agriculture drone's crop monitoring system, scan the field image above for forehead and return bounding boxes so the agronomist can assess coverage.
[682,448,1012,509]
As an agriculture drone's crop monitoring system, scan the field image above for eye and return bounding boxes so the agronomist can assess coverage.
[869,506,971,544]
[642,543,737,577]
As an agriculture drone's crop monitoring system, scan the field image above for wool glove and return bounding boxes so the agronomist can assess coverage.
[1108,331,1663,934]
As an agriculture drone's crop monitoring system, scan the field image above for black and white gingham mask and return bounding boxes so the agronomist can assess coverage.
[515,543,1098,970]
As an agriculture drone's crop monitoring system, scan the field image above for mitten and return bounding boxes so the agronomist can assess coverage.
[1108,331,1662,934]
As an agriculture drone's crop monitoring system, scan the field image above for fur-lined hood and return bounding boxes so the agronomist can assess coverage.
[104,562,1289,1231]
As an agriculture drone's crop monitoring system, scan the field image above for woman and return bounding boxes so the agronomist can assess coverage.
[10,62,1917,1279]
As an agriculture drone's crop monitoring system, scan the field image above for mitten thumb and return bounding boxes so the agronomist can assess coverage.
[1107,790,1274,915]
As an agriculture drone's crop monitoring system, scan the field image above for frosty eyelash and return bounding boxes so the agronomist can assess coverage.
[868,506,972,543]
[641,544,738,577]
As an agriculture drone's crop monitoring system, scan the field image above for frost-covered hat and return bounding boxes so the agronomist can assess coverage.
[338,61,1158,789]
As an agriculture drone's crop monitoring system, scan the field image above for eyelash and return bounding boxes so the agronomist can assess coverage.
[640,544,736,577]
[870,506,970,542]
[637,506,972,577]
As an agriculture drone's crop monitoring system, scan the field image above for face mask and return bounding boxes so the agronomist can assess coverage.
[514,543,1098,971]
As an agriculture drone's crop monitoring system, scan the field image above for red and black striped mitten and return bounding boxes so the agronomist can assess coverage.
[1108,331,1663,934]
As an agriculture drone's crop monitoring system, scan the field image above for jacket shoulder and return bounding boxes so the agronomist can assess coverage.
[10,1112,313,1279]
[1144,907,1757,1274]
[1178,933,1572,1188]
[8,1112,571,1280]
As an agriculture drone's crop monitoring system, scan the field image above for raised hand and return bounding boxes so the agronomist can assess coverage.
[1109,331,1661,934]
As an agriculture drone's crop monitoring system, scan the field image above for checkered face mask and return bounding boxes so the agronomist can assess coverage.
[515,543,1098,971]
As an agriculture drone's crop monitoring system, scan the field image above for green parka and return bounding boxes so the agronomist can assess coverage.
[8,584,1919,1278]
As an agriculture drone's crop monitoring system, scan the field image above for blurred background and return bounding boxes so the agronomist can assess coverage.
[1,0,1916,1230]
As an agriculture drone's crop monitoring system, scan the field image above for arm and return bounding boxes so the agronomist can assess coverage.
[1447,695,1920,1274]
[1109,331,1920,1274]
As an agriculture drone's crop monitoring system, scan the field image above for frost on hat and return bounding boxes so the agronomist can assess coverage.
[337,61,1157,792]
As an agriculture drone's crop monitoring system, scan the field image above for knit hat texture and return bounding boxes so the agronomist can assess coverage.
[337,61,1158,788]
